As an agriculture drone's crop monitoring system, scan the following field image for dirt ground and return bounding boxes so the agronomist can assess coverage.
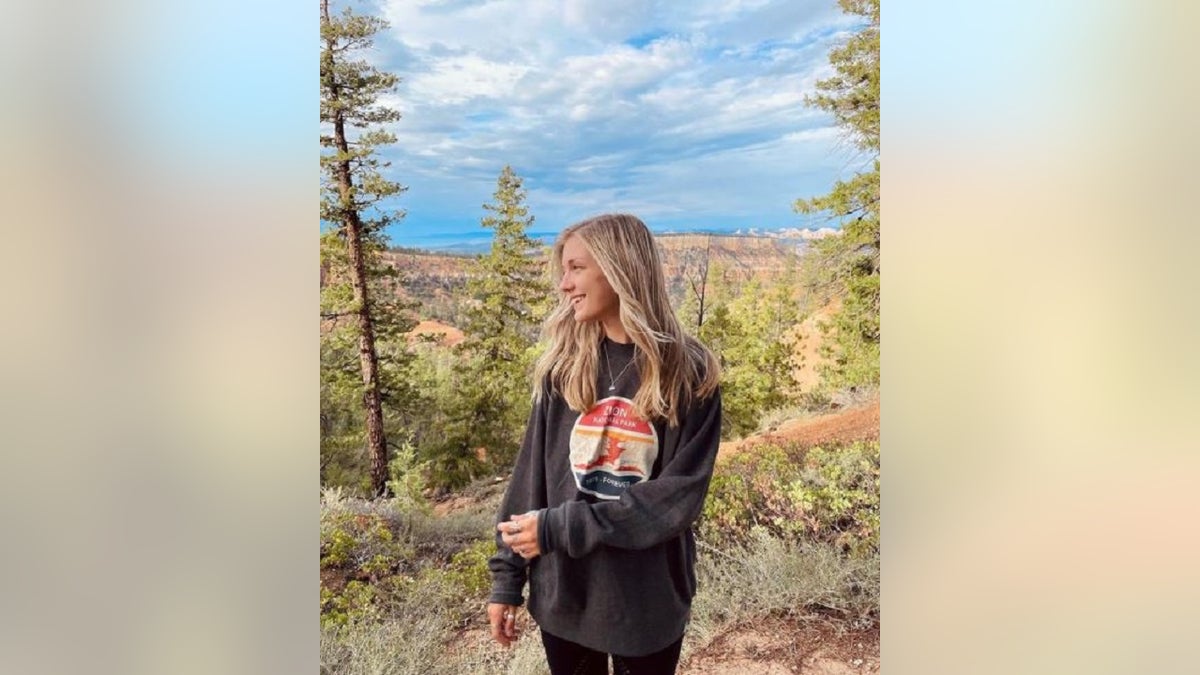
[719,396,879,460]
[682,616,879,674]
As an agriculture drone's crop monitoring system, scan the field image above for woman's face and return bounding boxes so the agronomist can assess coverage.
[558,235,620,325]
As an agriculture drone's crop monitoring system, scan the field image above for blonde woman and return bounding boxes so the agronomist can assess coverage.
[487,214,722,675]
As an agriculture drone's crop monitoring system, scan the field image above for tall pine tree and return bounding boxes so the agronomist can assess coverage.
[692,264,800,439]
[794,0,880,390]
[320,0,415,497]
[423,166,546,488]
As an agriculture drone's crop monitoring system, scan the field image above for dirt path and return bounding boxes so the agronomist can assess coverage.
[449,616,879,674]
[718,396,879,461]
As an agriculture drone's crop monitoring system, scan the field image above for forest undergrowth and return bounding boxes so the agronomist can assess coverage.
[319,434,879,675]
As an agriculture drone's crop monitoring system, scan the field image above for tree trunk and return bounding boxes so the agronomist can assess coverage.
[324,0,390,497]
[345,209,390,498]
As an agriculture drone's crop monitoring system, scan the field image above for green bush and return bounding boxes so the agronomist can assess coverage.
[321,580,378,629]
[441,538,493,600]
[788,443,879,557]
[410,538,494,622]
[320,487,501,636]
[699,440,879,557]
[320,508,411,574]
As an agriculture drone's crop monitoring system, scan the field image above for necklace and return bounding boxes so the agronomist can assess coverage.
[602,342,635,392]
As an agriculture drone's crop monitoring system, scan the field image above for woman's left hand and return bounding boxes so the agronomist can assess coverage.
[498,511,541,560]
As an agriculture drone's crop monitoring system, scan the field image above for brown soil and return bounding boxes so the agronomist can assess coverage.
[448,614,879,674]
[789,297,840,393]
[407,319,465,347]
[719,396,879,461]
[683,616,879,674]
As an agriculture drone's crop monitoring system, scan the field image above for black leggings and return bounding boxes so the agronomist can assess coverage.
[540,628,683,675]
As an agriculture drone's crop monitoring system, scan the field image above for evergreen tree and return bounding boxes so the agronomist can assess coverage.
[794,0,880,390]
[697,269,800,439]
[423,166,546,488]
[693,260,736,356]
[320,0,416,496]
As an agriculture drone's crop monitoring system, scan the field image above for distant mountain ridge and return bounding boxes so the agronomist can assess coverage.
[383,233,812,326]
[390,226,839,255]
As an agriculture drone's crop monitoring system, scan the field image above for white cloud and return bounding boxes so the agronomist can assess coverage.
[406,54,529,104]
[382,0,583,57]
[561,0,656,41]
[358,0,865,234]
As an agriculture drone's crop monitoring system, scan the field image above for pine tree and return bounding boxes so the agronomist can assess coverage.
[423,166,546,488]
[794,0,880,391]
[695,267,800,439]
[320,0,415,497]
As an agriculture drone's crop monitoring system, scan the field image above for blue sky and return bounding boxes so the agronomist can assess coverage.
[340,0,869,247]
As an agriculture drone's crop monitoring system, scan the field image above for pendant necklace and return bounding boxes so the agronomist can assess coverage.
[603,342,635,392]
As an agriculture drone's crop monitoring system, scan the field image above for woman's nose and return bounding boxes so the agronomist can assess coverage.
[558,273,572,291]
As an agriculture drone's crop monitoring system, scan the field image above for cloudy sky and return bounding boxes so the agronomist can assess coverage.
[349,0,869,247]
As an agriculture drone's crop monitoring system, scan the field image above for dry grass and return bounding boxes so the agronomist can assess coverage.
[320,610,550,675]
[682,530,879,663]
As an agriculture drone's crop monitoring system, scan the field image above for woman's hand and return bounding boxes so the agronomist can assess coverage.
[487,602,520,647]
[498,511,542,560]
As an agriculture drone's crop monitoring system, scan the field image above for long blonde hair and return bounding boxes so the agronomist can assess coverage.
[532,213,720,427]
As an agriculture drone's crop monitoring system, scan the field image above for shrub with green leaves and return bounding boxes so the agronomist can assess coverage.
[320,507,411,574]
[321,580,379,629]
[408,537,495,625]
[699,440,879,558]
[441,538,493,600]
[319,486,502,639]
[788,443,879,557]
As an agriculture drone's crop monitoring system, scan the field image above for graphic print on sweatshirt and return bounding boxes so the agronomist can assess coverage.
[568,396,660,500]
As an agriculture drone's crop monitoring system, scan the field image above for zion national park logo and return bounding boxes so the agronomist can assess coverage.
[569,396,659,500]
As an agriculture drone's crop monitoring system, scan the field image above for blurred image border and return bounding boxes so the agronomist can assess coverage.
[4,1,1197,674]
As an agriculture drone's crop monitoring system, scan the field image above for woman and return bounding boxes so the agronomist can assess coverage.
[486,213,722,675]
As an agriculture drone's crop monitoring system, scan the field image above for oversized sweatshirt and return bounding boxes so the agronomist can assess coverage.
[487,337,723,657]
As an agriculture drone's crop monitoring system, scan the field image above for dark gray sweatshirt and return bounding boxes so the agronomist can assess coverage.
[487,338,723,657]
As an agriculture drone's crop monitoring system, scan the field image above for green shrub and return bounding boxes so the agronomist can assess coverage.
[320,508,411,575]
[321,580,378,629]
[699,443,801,546]
[788,443,879,557]
[319,488,544,673]
[387,436,433,517]
[322,526,358,568]
[442,538,493,600]
[405,538,495,627]
[701,473,755,534]
[699,440,879,557]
